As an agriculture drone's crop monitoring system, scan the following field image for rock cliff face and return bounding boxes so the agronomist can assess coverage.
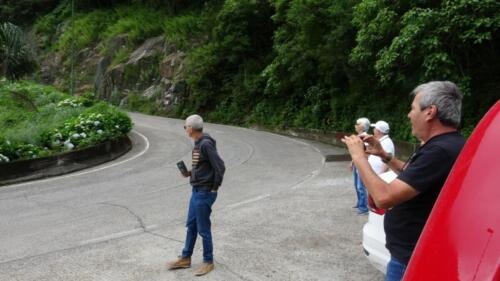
[40,34,188,113]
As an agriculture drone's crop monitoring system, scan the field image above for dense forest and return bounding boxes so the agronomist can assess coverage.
[1,0,499,141]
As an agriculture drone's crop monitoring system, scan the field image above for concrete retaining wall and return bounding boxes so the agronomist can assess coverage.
[0,135,132,186]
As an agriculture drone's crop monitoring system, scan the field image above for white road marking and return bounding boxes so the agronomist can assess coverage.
[225,194,271,209]
[78,224,159,246]
[1,130,150,189]
[291,169,322,190]
[286,137,326,165]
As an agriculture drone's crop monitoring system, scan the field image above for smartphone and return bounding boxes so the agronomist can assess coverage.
[176,161,189,176]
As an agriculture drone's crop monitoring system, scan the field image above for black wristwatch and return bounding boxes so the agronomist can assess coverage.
[382,153,393,164]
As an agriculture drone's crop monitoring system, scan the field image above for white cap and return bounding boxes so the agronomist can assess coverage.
[371,121,390,134]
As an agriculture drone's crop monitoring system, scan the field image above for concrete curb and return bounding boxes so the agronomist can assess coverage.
[252,126,350,161]
[252,126,418,161]
[0,135,132,186]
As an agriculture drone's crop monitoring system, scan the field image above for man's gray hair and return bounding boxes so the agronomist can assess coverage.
[356,117,371,132]
[412,81,463,128]
[185,114,203,130]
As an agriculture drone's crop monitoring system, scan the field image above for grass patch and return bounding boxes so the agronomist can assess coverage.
[103,6,167,45]
[46,5,170,53]
[55,9,116,51]
[163,6,218,50]
[111,46,132,66]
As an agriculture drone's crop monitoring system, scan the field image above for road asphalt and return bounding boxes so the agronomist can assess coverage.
[0,112,384,281]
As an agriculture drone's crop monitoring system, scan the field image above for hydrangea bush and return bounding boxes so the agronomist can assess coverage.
[0,138,49,162]
[41,107,132,151]
[0,80,133,163]
[56,95,94,108]
[1,107,132,162]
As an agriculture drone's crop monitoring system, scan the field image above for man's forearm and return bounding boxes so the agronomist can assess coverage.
[387,158,406,174]
[380,151,406,174]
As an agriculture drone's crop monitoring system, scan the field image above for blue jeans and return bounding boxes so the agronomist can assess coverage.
[385,256,407,281]
[181,188,217,263]
[353,167,368,212]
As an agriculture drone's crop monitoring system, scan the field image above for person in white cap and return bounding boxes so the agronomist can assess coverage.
[368,121,395,175]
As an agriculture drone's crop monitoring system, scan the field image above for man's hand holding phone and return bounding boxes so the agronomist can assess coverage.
[359,134,384,157]
[176,161,191,177]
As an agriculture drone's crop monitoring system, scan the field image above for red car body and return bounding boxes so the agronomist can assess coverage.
[404,101,500,281]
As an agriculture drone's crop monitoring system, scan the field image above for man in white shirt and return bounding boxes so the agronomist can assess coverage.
[368,121,395,175]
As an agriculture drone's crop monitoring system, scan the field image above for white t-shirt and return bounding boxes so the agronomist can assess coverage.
[368,135,395,175]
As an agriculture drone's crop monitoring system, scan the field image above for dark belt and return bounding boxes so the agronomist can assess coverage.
[193,186,217,192]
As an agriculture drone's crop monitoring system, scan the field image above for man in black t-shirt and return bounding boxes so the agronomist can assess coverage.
[342,81,465,281]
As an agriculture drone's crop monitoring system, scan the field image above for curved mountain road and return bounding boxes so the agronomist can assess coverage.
[0,113,383,281]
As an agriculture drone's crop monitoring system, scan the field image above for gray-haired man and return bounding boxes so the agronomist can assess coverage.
[168,114,225,276]
[352,117,371,214]
[342,81,465,281]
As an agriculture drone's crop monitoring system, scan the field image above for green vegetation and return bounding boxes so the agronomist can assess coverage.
[13,0,500,142]
[0,0,60,26]
[182,0,498,141]
[0,22,37,80]
[181,0,275,125]
[124,92,165,115]
[51,6,168,51]
[163,6,218,50]
[55,9,115,51]
[35,3,212,53]
[0,79,132,163]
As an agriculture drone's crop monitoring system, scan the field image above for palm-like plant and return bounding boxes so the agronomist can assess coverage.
[0,22,37,80]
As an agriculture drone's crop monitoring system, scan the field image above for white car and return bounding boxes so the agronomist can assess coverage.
[362,170,397,273]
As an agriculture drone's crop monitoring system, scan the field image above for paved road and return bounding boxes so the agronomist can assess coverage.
[0,113,384,281]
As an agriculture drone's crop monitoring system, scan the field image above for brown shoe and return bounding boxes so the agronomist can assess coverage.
[194,262,214,276]
[167,256,191,270]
